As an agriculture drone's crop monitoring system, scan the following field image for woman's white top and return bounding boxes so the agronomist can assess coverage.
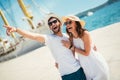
[73,38,109,80]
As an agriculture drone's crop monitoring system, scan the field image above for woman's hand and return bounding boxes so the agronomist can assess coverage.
[61,40,71,48]
[3,25,16,36]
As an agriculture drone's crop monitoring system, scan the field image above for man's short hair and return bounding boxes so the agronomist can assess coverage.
[48,17,61,23]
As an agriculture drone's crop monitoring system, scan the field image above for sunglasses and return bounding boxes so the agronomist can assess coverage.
[64,20,72,25]
[48,19,58,26]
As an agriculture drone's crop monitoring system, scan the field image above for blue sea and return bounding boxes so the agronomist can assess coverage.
[62,1,120,32]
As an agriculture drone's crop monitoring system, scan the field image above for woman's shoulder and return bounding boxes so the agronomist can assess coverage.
[82,30,92,43]
[83,30,90,36]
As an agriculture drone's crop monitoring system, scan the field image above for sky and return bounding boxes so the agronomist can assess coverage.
[36,0,108,15]
[0,0,108,41]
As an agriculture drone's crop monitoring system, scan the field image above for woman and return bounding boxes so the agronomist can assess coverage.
[61,15,109,80]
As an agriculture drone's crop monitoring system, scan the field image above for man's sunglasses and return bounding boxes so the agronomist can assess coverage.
[48,19,58,26]
[64,20,72,25]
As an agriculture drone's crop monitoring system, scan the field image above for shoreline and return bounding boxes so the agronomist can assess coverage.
[0,22,120,80]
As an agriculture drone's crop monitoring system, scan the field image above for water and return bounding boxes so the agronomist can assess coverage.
[62,1,120,32]
[80,1,120,31]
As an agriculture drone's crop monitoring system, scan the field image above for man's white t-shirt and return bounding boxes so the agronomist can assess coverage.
[44,34,80,76]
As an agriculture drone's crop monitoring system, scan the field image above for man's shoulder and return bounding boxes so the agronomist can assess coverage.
[44,34,54,44]
[46,34,55,37]
[45,34,56,39]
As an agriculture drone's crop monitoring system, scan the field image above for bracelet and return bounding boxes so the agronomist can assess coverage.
[15,28,17,32]
[69,44,73,49]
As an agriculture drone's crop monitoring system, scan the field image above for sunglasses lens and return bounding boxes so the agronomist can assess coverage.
[48,20,57,26]
[48,22,52,26]
[53,20,57,23]
[64,21,72,25]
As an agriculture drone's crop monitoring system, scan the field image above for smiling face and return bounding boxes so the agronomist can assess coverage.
[65,19,77,33]
[48,17,61,34]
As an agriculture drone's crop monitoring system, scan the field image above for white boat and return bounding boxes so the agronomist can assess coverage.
[0,0,52,61]
[87,11,94,16]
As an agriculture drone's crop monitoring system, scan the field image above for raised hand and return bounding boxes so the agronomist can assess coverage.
[3,25,16,36]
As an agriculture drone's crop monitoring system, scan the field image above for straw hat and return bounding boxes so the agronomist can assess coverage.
[44,13,63,28]
[62,15,85,27]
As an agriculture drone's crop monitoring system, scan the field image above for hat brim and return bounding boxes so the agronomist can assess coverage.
[62,16,85,27]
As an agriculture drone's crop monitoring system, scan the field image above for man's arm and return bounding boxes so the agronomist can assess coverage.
[16,28,45,43]
[4,25,45,43]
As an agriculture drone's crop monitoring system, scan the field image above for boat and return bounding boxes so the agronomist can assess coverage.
[0,0,52,62]
[87,11,94,16]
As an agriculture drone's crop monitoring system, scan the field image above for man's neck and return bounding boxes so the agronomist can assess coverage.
[54,31,63,37]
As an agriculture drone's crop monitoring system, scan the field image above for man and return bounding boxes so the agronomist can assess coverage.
[4,13,86,80]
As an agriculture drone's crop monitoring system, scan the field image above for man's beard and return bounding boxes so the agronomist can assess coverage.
[52,24,61,34]
[52,27,61,34]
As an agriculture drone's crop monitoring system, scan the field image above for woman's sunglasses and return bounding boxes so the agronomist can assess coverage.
[64,20,72,25]
[48,19,58,26]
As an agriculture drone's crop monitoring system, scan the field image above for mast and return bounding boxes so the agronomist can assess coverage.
[0,9,16,41]
[17,0,35,29]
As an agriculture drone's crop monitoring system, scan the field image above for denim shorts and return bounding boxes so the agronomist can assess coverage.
[62,67,86,80]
